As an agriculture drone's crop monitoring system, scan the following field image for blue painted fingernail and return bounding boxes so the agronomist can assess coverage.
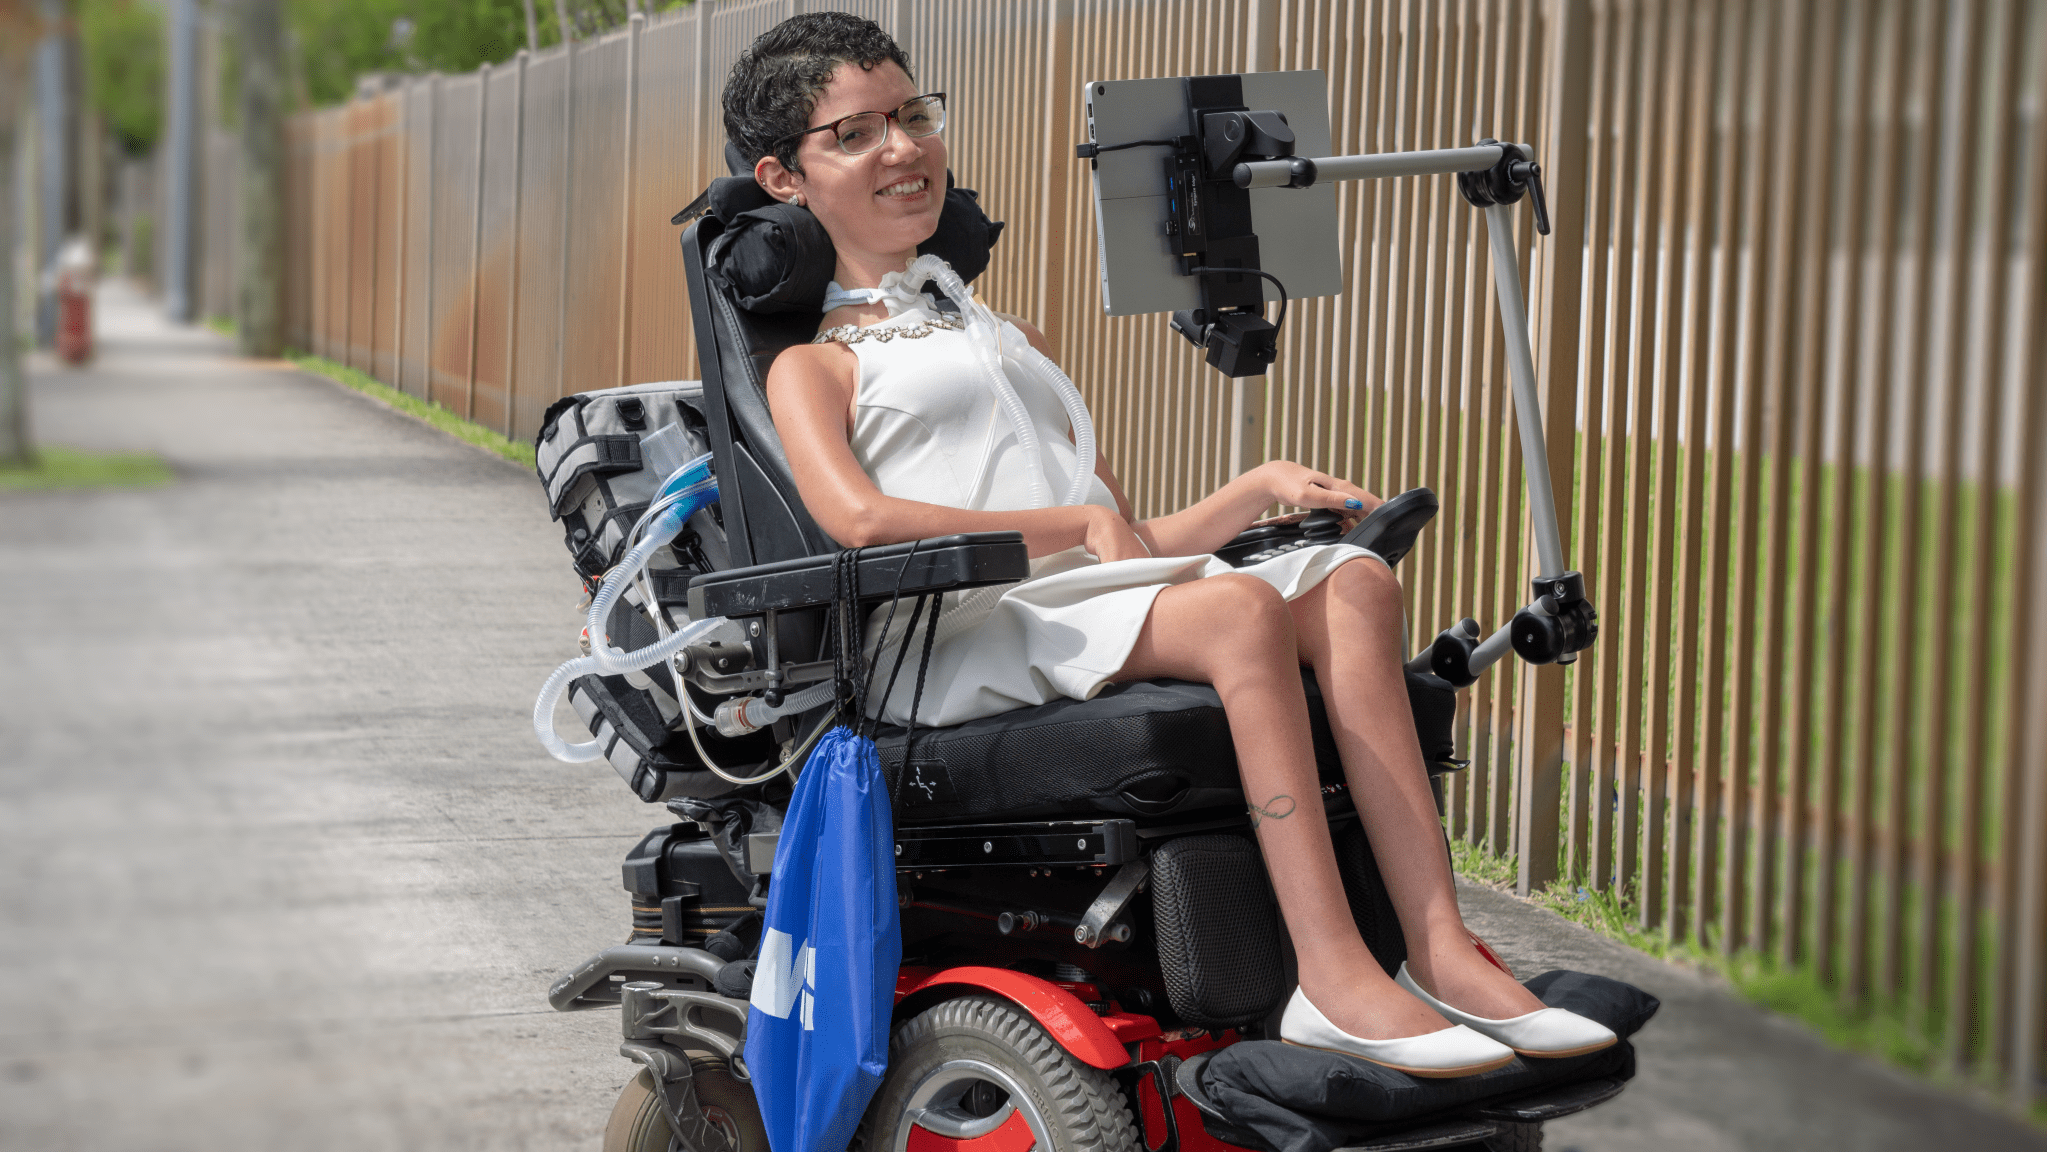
[1345,498,1363,510]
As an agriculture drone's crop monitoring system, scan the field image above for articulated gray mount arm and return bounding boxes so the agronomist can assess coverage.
[1234,143,1598,681]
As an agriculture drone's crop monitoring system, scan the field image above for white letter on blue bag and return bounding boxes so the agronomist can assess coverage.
[753,928,816,1030]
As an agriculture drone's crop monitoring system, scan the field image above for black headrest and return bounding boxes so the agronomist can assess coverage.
[676,167,1005,316]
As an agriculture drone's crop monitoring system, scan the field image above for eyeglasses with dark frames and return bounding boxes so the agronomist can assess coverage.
[774,93,947,157]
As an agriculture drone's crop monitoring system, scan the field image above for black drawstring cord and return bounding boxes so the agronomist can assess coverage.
[903,594,944,764]
[870,592,929,742]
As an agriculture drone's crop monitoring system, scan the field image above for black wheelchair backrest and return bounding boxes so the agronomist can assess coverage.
[682,214,837,570]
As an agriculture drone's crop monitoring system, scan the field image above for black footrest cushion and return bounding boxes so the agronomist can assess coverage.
[1195,970,1658,1152]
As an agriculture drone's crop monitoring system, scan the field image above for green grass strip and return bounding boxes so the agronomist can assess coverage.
[0,445,174,491]
[287,352,536,470]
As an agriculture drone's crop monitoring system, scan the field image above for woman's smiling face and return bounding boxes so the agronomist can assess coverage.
[756,59,947,276]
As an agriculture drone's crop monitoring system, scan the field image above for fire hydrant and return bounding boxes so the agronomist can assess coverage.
[53,237,95,365]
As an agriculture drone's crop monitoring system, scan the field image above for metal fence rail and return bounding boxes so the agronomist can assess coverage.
[276,0,2047,1106]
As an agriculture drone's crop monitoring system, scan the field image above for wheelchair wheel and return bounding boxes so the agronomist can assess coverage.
[856,993,1140,1152]
[603,1058,768,1152]
[1483,1121,1542,1151]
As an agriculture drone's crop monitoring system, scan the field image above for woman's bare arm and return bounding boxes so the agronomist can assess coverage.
[1002,315,1381,557]
[765,341,1148,561]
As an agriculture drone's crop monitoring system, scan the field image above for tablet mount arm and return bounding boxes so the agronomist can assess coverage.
[1226,135,1595,679]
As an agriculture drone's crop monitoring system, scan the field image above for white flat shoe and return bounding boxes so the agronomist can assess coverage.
[1395,963,1618,1058]
[1278,987,1516,1078]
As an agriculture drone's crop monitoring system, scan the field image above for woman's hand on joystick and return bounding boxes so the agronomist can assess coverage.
[1255,461,1380,531]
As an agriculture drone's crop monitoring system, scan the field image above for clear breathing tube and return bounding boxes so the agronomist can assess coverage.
[534,453,724,763]
[534,451,851,779]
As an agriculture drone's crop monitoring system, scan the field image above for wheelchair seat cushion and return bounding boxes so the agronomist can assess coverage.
[876,674,1348,825]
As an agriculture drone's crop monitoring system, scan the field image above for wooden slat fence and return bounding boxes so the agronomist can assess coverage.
[273,0,2047,1106]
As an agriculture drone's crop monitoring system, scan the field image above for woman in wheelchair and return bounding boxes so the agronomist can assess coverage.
[730,14,1615,1078]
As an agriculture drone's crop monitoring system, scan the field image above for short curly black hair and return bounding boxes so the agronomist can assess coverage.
[722,13,916,177]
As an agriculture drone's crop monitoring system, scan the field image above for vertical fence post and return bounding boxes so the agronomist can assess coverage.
[341,102,358,369]
[1513,0,1590,898]
[503,50,528,437]
[698,0,716,193]
[465,65,491,419]
[392,82,412,394]
[617,12,645,390]
[420,75,441,401]
[2015,363,2047,1110]
[365,100,384,375]
[2007,7,2047,1105]
[1034,0,1074,358]
[554,40,579,402]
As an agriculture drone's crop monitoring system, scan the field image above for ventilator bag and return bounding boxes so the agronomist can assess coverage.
[535,381,747,802]
[534,380,731,594]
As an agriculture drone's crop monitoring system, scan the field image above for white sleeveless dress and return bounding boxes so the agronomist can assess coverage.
[835,272,1381,728]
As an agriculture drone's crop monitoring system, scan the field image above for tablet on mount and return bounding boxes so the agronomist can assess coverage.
[1077,69,1594,678]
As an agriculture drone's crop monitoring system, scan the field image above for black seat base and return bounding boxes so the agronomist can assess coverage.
[877,672,1355,826]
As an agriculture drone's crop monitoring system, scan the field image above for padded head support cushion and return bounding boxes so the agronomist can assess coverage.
[687,168,1005,316]
[704,179,837,315]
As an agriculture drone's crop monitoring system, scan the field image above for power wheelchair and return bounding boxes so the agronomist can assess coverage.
[541,174,1631,1152]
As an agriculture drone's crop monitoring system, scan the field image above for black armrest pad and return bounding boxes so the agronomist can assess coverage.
[687,532,1030,619]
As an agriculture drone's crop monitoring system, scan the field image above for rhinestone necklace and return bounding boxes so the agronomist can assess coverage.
[812,311,967,345]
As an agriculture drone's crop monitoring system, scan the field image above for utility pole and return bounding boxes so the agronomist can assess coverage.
[33,0,79,347]
[1,0,48,468]
[237,0,282,356]
[554,0,573,46]
[523,0,538,51]
[163,0,199,322]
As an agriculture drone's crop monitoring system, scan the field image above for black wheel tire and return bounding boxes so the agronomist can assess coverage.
[603,1058,769,1152]
[1483,1121,1543,1152]
[854,993,1141,1152]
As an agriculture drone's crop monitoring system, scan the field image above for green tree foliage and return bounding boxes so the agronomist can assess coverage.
[288,0,410,107]
[405,0,538,74]
[78,0,166,154]
[287,0,696,107]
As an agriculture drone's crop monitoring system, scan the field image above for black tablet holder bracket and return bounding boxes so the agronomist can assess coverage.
[1078,73,1592,676]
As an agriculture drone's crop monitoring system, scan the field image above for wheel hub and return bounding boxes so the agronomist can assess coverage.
[894,1059,1048,1152]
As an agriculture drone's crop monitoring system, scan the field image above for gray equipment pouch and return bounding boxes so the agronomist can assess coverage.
[536,381,746,801]
[535,380,731,608]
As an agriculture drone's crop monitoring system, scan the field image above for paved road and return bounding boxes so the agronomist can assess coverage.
[2,282,2041,1150]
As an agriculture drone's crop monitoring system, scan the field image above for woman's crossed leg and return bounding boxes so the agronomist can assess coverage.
[1111,561,1543,1041]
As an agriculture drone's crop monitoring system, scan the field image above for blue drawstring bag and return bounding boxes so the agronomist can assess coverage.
[746,550,943,1152]
[746,723,900,1151]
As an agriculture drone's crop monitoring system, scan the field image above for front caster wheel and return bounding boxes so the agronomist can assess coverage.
[603,1056,768,1152]
[855,993,1140,1152]
[1484,1120,1543,1151]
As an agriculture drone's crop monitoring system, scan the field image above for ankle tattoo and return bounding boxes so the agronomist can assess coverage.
[1249,794,1297,827]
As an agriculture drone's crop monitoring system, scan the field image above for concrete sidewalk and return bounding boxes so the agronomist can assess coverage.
[1459,879,2043,1151]
[1,281,2041,1150]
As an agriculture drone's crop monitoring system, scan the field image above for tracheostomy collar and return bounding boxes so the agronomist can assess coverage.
[822,258,954,316]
